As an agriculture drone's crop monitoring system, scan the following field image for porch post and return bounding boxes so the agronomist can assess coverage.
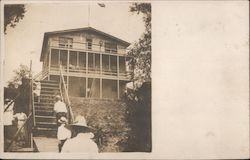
[48,48,51,80]
[58,50,61,67]
[109,55,110,71]
[100,78,102,99]
[86,77,88,98]
[86,52,88,74]
[117,56,120,99]
[100,54,102,75]
[77,51,79,67]
[67,50,69,93]
[67,50,69,73]
[117,80,120,99]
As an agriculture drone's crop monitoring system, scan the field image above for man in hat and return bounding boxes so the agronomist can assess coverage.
[53,95,68,126]
[57,116,71,152]
[61,115,98,153]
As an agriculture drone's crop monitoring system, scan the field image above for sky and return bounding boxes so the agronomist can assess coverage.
[3,2,144,86]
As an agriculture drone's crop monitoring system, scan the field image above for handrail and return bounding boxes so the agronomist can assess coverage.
[4,93,20,112]
[33,69,49,81]
[59,64,74,124]
[6,113,32,152]
[31,78,36,128]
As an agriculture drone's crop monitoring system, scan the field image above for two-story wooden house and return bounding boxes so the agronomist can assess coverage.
[39,27,131,99]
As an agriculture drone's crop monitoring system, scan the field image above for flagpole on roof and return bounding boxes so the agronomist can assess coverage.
[88,3,90,27]
[88,3,105,27]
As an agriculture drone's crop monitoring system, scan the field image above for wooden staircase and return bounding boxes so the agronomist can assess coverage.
[33,80,60,137]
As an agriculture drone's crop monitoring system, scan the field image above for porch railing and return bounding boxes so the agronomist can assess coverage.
[50,65,131,80]
[33,69,49,81]
[49,39,127,55]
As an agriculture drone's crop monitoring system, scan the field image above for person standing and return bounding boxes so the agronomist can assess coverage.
[57,116,71,152]
[13,112,27,143]
[61,115,98,153]
[33,81,41,102]
[53,95,68,126]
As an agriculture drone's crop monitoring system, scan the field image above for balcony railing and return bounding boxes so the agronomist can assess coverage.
[49,39,127,55]
[49,65,131,80]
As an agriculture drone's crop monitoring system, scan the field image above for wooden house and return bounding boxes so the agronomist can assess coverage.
[39,27,131,99]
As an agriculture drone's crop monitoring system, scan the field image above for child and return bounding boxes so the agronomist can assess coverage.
[57,116,71,152]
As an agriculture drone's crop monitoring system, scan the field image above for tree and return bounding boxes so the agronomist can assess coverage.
[7,64,31,88]
[128,3,151,87]
[4,4,26,34]
[124,4,152,152]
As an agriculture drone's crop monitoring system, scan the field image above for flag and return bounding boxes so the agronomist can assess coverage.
[98,3,105,7]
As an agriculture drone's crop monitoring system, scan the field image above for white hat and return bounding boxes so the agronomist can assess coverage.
[58,116,68,124]
[55,95,61,100]
[70,116,93,131]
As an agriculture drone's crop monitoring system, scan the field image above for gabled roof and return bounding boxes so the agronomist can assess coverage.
[40,27,130,61]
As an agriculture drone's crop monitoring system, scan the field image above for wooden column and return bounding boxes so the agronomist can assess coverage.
[93,53,95,71]
[117,80,120,99]
[77,51,79,67]
[86,77,88,98]
[117,56,119,76]
[59,50,61,66]
[100,78,102,99]
[67,76,69,93]
[48,48,51,80]
[109,55,110,71]
[67,50,69,93]
[117,56,120,99]
[100,53,103,98]
[100,54,102,75]
[86,52,88,74]
[67,50,69,73]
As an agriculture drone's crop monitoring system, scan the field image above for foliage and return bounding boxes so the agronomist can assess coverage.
[7,64,31,88]
[128,3,151,87]
[125,82,151,152]
[4,4,26,34]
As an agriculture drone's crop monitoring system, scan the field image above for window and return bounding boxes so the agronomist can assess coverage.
[59,37,73,48]
[105,42,117,53]
[86,39,92,50]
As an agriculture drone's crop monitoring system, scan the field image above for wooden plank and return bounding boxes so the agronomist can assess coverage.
[33,137,58,152]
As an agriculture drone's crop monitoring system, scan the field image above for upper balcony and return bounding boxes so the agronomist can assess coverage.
[48,39,128,56]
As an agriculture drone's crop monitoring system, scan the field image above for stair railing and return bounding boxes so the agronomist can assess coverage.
[59,64,74,124]
[33,69,49,81]
[4,93,20,112]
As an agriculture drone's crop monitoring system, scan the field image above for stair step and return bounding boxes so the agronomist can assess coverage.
[35,115,56,119]
[41,90,60,93]
[40,93,58,97]
[35,110,54,116]
[39,97,54,101]
[40,86,60,90]
[35,122,57,129]
[35,102,54,106]
[36,121,57,125]
[40,80,58,84]
[41,83,59,87]
[35,127,57,131]
[35,106,54,111]
[35,116,56,123]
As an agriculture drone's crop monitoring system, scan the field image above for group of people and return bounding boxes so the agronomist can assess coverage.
[4,98,28,146]
[53,95,98,153]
